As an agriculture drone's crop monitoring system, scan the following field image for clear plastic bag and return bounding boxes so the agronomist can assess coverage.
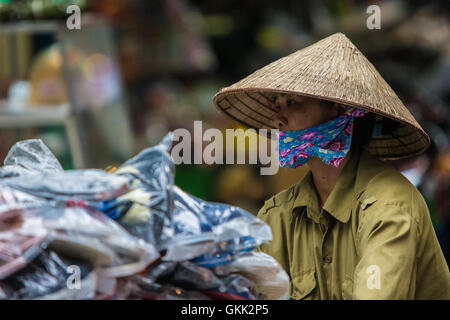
[0,134,276,300]
[125,280,211,300]
[0,186,47,211]
[123,260,257,300]
[93,274,118,300]
[26,207,159,278]
[167,261,224,291]
[109,132,175,248]
[0,250,96,300]
[162,185,272,265]
[213,251,289,300]
[0,207,51,280]
[155,285,211,300]
[122,260,218,299]
[0,139,159,287]
[201,274,259,300]
[0,139,130,206]
[1,169,130,202]
[98,133,272,266]
[0,139,63,178]
[134,260,222,290]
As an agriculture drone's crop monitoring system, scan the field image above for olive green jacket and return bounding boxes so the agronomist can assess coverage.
[256,145,450,300]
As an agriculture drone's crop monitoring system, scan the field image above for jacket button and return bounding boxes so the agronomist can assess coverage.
[324,255,332,264]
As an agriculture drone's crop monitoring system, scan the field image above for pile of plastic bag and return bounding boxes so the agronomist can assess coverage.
[0,134,289,300]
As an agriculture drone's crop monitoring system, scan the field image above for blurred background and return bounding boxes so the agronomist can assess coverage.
[0,0,449,262]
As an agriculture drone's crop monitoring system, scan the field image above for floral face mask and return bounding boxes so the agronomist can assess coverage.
[278,107,368,168]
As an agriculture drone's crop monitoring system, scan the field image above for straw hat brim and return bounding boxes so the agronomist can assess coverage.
[212,33,430,160]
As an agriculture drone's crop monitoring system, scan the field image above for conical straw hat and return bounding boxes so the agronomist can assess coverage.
[213,32,430,160]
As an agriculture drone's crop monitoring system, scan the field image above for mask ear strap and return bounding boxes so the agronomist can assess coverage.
[346,106,369,117]
[343,106,356,115]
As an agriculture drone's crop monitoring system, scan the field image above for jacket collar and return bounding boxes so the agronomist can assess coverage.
[292,144,384,223]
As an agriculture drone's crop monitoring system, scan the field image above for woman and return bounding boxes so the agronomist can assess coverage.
[213,33,450,299]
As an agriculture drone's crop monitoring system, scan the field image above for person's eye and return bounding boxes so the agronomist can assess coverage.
[287,99,296,106]
[270,96,277,103]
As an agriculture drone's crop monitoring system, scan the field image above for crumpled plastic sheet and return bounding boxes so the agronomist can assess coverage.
[129,260,222,292]
[0,250,96,300]
[0,139,63,178]
[123,280,211,300]
[1,169,130,202]
[0,186,49,217]
[0,204,159,290]
[121,260,211,300]
[123,260,258,300]
[98,132,272,266]
[154,285,211,300]
[161,185,272,266]
[0,139,130,204]
[0,138,159,299]
[166,261,224,291]
[201,273,260,300]
[0,134,275,300]
[0,208,51,280]
[27,207,159,278]
[213,251,290,300]
[111,132,175,248]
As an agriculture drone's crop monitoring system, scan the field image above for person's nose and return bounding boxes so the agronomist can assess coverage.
[273,99,288,130]
[273,112,288,130]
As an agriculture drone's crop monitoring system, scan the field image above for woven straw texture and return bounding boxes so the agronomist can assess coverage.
[213,32,430,160]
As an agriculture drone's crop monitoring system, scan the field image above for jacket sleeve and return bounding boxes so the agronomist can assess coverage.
[255,201,275,255]
[255,199,291,279]
[353,201,419,299]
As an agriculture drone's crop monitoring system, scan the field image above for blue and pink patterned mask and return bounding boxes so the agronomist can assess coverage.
[278,108,368,168]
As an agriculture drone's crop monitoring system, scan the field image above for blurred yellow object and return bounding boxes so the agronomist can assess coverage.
[104,165,118,173]
[118,189,152,224]
[28,44,67,106]
[435,150,450,177]
[216,165,264,202]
